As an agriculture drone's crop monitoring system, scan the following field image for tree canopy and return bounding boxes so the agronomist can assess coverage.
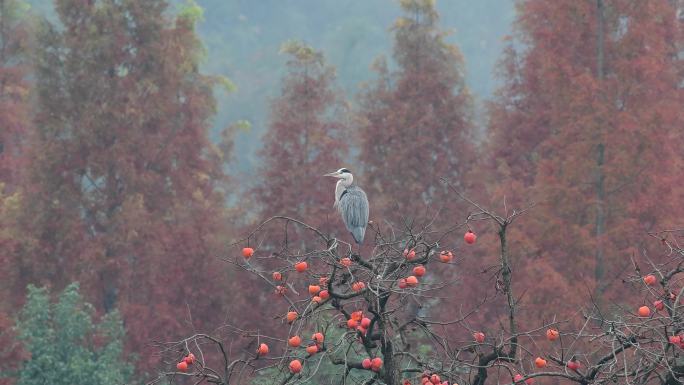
[14,283,132,385]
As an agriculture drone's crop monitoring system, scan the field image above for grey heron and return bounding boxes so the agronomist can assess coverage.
[324,168,369,244]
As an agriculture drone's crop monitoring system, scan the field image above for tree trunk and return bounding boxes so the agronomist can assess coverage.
[383,339,401,385]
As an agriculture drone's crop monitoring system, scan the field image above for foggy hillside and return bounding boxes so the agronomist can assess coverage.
[195,0,514,172]
[27,0,514,172]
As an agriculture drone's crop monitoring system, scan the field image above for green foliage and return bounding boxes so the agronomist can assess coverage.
[177,0,204,26]
[231,119,252,132]
[15,283,133,385]
[212,74,238,93]
[1,0,30,21]
[279,40,322,64]
[251,307,373,385]
[399,0,435,9]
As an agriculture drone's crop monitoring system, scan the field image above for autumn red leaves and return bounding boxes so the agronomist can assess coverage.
[150,0,684,382]
[2,0,236,374]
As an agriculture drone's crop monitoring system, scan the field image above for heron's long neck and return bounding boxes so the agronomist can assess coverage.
[334,176,353,206]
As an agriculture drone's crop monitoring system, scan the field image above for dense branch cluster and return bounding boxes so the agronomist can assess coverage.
[151,189,684,385]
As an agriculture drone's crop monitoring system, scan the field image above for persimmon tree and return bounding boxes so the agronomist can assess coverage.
[150,180,684,385]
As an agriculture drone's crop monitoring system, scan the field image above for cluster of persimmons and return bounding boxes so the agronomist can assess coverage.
[219,231,479,378]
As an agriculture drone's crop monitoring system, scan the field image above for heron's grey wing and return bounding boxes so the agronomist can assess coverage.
[339,187,369,244]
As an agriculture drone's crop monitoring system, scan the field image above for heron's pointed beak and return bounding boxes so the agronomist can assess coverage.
[323,172,339,177]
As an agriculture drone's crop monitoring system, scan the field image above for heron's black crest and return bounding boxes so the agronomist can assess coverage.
[339,168,351,174]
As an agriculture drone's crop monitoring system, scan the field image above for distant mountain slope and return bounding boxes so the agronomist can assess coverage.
[26,0,514,172]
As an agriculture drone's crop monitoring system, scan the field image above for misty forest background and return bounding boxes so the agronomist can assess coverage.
[1,0,683,384]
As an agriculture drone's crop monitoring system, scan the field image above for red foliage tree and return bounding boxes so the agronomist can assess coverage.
[252,41,349,237]
[0,1,31,382]
[0,0,29,189]
[356,0,476,226]
[481,0,684,324]
[5,0,235,373]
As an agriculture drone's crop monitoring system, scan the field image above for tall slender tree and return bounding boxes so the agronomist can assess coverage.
[9,0,235,372]
[483,0,684,321]
[357,0,476,227]
[253,41,349,238]
[0,1,31,382]
[0,0,29,189]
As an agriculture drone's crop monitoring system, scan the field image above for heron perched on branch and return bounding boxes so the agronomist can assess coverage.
[324,168,369,244]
